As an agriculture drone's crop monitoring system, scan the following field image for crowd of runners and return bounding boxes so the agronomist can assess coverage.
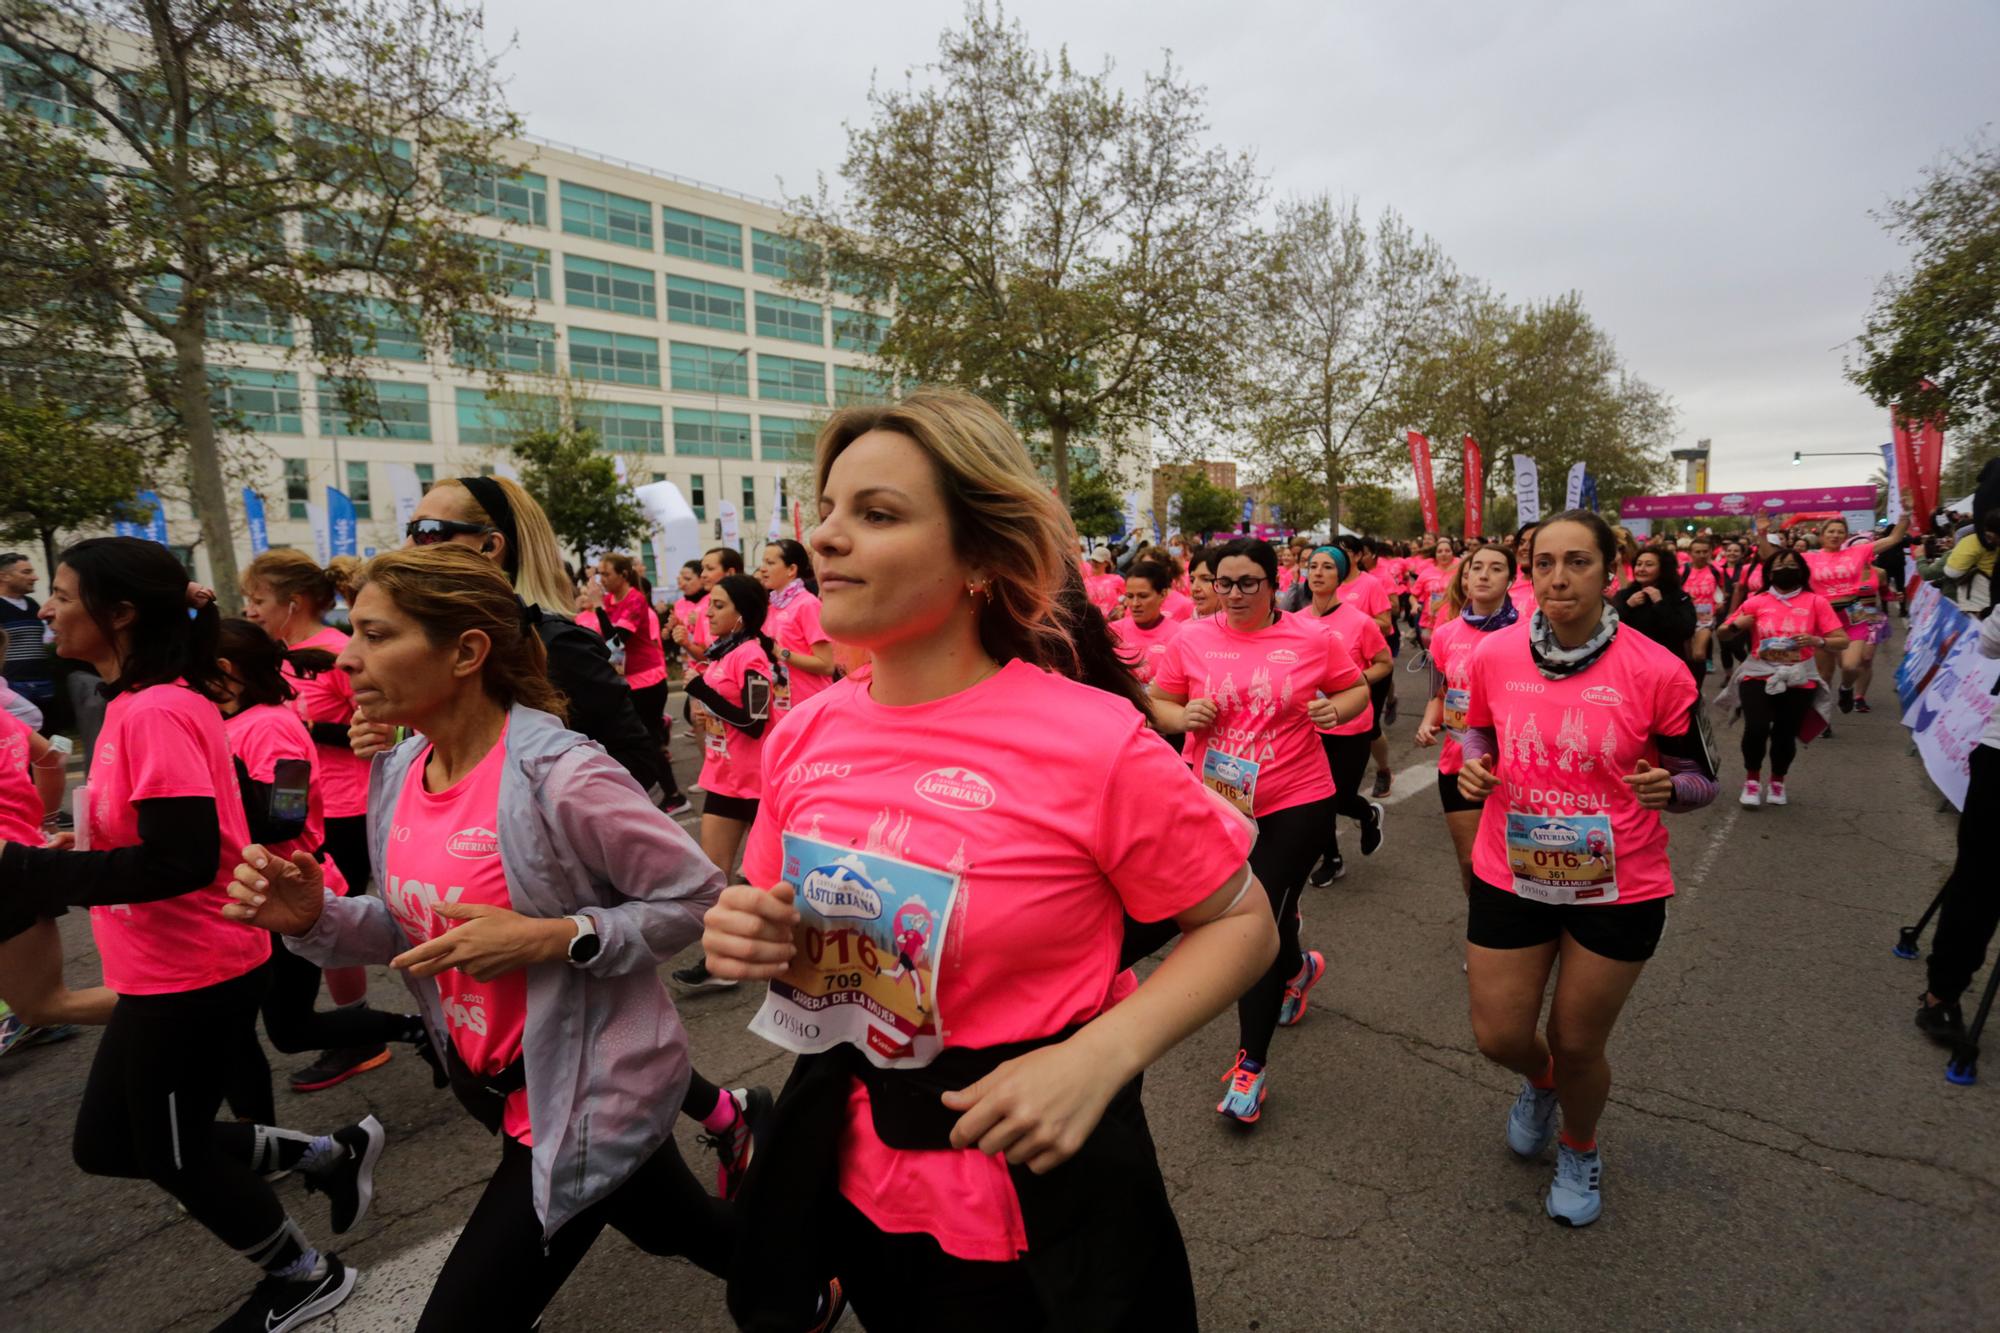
[0,388,1991,1331]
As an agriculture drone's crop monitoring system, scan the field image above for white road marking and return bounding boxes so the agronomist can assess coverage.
[1376,760,1441,808]
[1677,800,1742,901]
[324,1226,463,1330]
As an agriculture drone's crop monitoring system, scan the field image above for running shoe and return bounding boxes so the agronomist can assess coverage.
[1278,950,1326,1027]
[1307,850,1345,886]
[806,1277,849,1332]
[0,1012,20,1058]
[671,960,738,993]
[17,1023,80,1048]
[304,1115,385,1235]
[1506,1080,1559,1159]
[1384,696,1399,726]
[698,1086,773,1200]
[1545,1142,1603,1227]
[1854,697,1872,714]
[1371,769,1392,799]
[1767,779,1788,806]
[660,794,693,817]
[1215,1051,1268,1125]
[1738,778,1761,807]
[212,1253,358,1332]
[1838,685,1854,714]
[1360,801,1386,856]
[1916,995,1966,1046]
[289,1044,391,1094]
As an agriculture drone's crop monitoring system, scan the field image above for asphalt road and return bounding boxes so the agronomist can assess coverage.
[3,622,1996,1332]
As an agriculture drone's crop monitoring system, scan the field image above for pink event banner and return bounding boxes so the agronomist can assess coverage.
[1617,485,1878,519]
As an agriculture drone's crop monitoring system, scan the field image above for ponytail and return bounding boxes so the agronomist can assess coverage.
[1050,565,1151,717]
[60,537,226,699]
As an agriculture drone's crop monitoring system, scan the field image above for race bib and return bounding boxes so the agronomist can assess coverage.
[692,702,730,759]
[1845,602,1879,626]
[749,834,961,1069]
[1505,813,1619,904]
[1758,635,1803,664]
[1442,686,1471,733]
[1694,600,1715,627]
[1201,746,1260,816]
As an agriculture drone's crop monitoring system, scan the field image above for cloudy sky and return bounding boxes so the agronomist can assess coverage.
[481,0,1995,493]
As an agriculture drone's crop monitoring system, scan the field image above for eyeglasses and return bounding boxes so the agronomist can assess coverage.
[1213,576,1269,595]
[405,518,491,546]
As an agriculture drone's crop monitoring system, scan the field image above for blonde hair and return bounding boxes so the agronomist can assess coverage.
[430,477,577,617]
[324,555,365,603]
[357,545,566,719]
[242,549,338,615]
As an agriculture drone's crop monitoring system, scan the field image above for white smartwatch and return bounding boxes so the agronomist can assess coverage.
[565,913,601,966]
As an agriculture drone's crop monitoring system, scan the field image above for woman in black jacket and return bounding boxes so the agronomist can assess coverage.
[1619,544,1698,674]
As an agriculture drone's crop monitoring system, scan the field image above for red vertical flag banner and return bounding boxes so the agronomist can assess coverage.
[1892,404,1944,523]
[1462,435,1484,541]
[1408,431,1439,534]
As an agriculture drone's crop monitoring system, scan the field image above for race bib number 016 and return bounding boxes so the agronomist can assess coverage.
[1442,686,1471,733]
[1504,813,1619,904]
[1201,746,1260,816]
[748,833,961,1069]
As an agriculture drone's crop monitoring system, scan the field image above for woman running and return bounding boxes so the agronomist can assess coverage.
[683,572,776,903]
[223,546,763,1330]
[239,550,392,1093]
[1188,547,1223,621]
[1456,511,1715,1227]
[0,539,374,1331]
[1109,561,1187,689]
[1507,524,1540,616]
[1804,515,1908,714]
[1616,546,1697,672]
[1152,537,1369,1124]
[671,547,748,669]
[760,538,837,714]
[668,559,707,673]
[1719,548,1847,807]
[701,391,1275,1332]
[1299,546,1392,888]
[1411,542,1458,644]
[1334,536,1399,796]
[1413,543,1518,893]
[582,551,673,775]
[1680,536,1730,695]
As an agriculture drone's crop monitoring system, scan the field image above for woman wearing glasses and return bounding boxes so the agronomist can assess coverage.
[1149,538,1371,1126]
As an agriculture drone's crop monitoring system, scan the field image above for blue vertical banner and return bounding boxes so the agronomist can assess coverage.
[326,487,358,557]
[1882,442,1902,523]
[138,490,169,545]
[242,488,269,554]
[1240,496,1255,526]
[1580,471,1599,513]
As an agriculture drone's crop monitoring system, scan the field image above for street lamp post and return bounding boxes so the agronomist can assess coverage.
[1791,450,1882,465]
[713,347,751,548]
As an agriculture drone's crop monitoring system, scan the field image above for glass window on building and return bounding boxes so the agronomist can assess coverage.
[415,462,435,494]
[669,342,749,396]
[576,401,665,455]
[284,456,310,520]
[456,386,552,446]
[564,255,656,319]
[212,295,293,346]
[740,475,756,522]
[1,44,88,126]
[751,228,819,281]
[443,158,548,227]
[757,353,825,405]
[832,308,889,354]
[570,328,661,387]
[559,181,653,249]
[213,368,302,434]
[672,408,752,460]
[834,364,893,406]
[689,475,705,522]
[294,117,415,193]
[755,293,822,346]
[662,207,743,268]
[666,276,746,333]
[344,460,373,519]
[360,299,425,361]
[451,317,557,375]
[319,377,431,441]
[759,415,816,463]
[469,237,552,301]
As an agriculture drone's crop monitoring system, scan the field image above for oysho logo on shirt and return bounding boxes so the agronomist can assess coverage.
[786,761,853,785]
[1504,680,1546,693]
[913,767,996,811]
[446,826,501,859]
[1266,649,1299,666]
[1203,651,1241,660]
[1581,685,1624,707]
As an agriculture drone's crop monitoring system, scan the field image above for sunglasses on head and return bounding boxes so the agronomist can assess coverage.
[405,518,491,545]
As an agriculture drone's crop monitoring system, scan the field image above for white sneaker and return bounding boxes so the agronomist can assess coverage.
[1739,778,1761,807]
[1767,779,1788,806]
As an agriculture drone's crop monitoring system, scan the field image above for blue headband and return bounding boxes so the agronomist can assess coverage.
[1313,545,1349,578]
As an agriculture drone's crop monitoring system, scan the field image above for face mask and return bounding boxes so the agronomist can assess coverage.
[1770,566,1805,592]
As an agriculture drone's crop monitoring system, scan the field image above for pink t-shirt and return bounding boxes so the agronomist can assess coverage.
[0,708,43,844]
[604,587,666,690]
[1682,564,1724,625]
[223,703,348,895]
[771,587,833,712]
[742,661,1251,1262]
[1304,601,1387,737]
[671,593,705,639]
[695,638,774,799]
[1412,562,1456,629]
[1152,611,1362,817]
[86,684,271,994]
[381,724,531,1143]
[1728,591,1844,681]
[1426,614,1488,776]
[288,627,369,819]
[1160,589,1195,622]
[1344,572,1392,626]
[1108,613,1185,685]
[1465,624,1697,905]
[1084,573,1126,618]
[1276,566,1297,592]
[1507,573,1538,616]
[1804,547,1874,604]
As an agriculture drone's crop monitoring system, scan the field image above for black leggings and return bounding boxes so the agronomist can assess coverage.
[1238,797,1336,1064]
[1318,732,1374,862]
[417,1132,732,1330]
[629,680,670,754]
[73,969,295,1261]
[223,942,415,1124]
[322,815,372,896]
[1737,680,1813,776]
[1928,744,2000,1005]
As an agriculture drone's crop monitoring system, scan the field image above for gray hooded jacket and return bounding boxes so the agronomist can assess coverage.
[288,704,724,1241]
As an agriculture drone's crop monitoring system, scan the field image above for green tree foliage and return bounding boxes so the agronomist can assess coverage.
[1337,482,1400,537]
[0,1,522,609]
[788,3,1264,503]
[1259,466,1328,535]
[1174,470,1242,540]
[510,426,651,568]
[1237,196,1457,531]
[0,391,151,568]
[1066,465,1124,542]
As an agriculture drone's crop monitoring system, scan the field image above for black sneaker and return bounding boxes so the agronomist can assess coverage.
[661,794,693,817]
[212,1253,357,1332]
[1360,802,1386,856]
[698,1086,773,1200]
[671,960,738,993]
[289,1044,390,1094]
[1307,851,1345,887]
[1838,686,1854,714]
[1916,996,1965,1047]
[304,1115,384,1235]
[807,1276,849,1333]
[1371,769,1392,799]
[1383,696,1399,726]
[1854,697,1872,714]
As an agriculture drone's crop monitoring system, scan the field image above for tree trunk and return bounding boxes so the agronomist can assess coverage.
[174,336,242,613]
[1051,418,1071,507]
[1324,452,1342,535]
[39,525,57,577]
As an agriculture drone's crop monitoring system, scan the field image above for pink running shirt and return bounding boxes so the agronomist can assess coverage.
[603,588,666,690]
[1160,589,1195,622]
[743,661,1252,1262]
[0,708,42,844]
[1304,601,1387,737]
[1464,624,1697,906]
[381,724,531,1142]
[1507,572,1538,617]
[1343,572,1392,625]
[288,627,370,819]
[1108,613,1185,685]
[1728,591,1844,681]
[771,588,834,712]
[1804,547,1873,603]
[223,703,349,895]
[1682,565,1724,626]
[1412,561,1456,629]
[1084,573,1126,618]
[1426,614,1486,776]
[1152,611,1362,817]
[695,638,774,799]
[87,684,270,994]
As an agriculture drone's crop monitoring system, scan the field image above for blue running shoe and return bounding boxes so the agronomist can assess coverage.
[1216,1051,1268,1125]
[1506,1079,1559,1158]
[1545,1141,1603,1227]
[1278,950,1326,1027]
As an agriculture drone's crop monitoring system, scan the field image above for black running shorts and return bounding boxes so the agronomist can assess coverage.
[1465,874,1668,963]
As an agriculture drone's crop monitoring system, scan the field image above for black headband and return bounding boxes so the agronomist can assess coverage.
[456,476,519,577]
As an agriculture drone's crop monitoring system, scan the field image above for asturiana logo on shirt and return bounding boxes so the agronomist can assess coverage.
[445,826,501,859]
[1265,649,1299,665]
[913,767,996,811]
[1581,685,1624,707]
